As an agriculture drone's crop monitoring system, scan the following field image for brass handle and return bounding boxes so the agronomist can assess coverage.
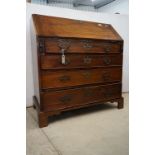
[82,71,91,79]
[102,72,110,81]
[104,47,110,53]
[59,94,72,103]
[82,40,93,49]
[83,56,92,64]
[83,43,92,49]
[103,57,111,65]
[59,75,70,82]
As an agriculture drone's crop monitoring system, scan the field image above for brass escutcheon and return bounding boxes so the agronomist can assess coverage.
[103,56,111,65]
[83,56,92,64]
[58,39,71,50]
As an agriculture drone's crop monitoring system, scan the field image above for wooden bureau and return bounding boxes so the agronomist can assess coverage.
[32,14,124,128]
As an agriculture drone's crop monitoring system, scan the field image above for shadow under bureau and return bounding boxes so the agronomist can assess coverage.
[32,14,124,128]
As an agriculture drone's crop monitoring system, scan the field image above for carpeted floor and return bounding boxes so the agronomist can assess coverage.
[27,93,129,155]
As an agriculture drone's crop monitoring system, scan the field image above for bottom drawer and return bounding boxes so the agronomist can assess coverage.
[41,83,122,111]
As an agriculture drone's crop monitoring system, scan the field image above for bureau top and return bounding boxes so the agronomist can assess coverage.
[32,14,122,41]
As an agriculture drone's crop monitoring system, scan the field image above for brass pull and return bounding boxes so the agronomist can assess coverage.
[59,94,72,103]
[102,72,110,81]
[59,75,70,82]
[82,40,93,49]
[104,46,111,53]
[82,71,91,79]
[84,56,92,64]
[83,43,92,49]
[103,56,111,65]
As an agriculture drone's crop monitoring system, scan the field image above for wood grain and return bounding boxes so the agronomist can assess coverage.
[32,14,123,41]
[44,38,122,53]
[40,67,122,89]
[41,83,122,111]
[32,14,124,128]
[40,54,122,69]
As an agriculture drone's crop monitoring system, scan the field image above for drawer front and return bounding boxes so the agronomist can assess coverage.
[40,54,122,69]
[41,83,121,111]
[44,38,122,54]
[41,67,122,89]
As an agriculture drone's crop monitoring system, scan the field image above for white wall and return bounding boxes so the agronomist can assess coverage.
[98,0,129,14]
[31,0,129,14]
[26,3,129,106]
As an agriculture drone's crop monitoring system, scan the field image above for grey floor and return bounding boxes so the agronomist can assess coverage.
[27,93,129,155]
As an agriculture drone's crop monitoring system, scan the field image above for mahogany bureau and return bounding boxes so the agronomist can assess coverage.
[31,14,124,128]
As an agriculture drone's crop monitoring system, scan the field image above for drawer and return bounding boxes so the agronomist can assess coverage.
[44,38,122,54]
[41,67,122,89]
[40,54,122,70]
[41,83,121,111]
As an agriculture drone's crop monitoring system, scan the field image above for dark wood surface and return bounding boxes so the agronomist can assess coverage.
[32,14,124,128]
[32,14,123,41]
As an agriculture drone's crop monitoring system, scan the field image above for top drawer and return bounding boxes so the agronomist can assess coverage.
[41,38,122,54]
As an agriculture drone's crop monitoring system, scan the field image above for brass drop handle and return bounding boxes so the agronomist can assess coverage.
[83,56,92,64]
[82,71,91,79]
[59,75,70,82]
[83,43,92,49]
[104,47,110,53]
[59,94,72,103]
[103,56,111,65]
[82,40,93,49]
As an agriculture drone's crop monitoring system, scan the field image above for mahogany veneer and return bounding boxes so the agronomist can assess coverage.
[32,14,124,128]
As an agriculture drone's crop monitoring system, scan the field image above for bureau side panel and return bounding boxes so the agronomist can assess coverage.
[30,19,40,103]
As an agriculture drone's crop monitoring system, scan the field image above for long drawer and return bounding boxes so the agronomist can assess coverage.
[40,67,122,89]
[41,83,121,111]
[40,54,122,70]
[44,38,122,54]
